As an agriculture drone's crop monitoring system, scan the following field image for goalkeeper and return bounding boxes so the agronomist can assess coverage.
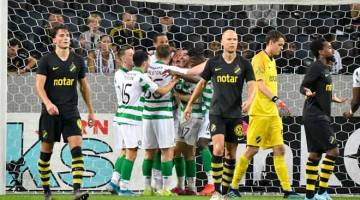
[228,30,302,198]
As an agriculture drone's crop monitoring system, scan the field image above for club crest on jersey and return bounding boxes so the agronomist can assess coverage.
[234,65,241,74]
[69,63,77,72]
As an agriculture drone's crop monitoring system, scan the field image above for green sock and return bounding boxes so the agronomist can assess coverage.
[174,156,185,177]
[115,155,126,173]
[142,159,153,177]
[201,147,212,172]
[185,160,196,178]
[153,152,162,171]
[161,161,173,177]
[121,159,134,181]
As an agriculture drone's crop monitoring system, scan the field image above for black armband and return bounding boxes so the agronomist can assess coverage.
[272,96,279,103]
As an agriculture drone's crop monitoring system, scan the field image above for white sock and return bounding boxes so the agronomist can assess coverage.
[153,169,162,191]
[144,176,152,189]
[177,176,185,190]
[111,171,120,184]
[186,177,196,191]
[120,179,129,191]
[162,176,172,191]
[206,171,213,184]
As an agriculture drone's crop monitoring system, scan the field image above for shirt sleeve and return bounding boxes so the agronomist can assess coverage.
[200,59,212,81]
[36,55,49,75]
[353,68,360,88]
[78,57,87,79]
[251,56,265,81]
[243,58,255,82]
[114,72,123,105]
[140,74,159,93]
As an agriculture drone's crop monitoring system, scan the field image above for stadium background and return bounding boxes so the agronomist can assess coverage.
[6,0,360,195]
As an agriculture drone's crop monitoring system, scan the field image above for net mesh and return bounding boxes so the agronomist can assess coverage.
[8,0,359,74]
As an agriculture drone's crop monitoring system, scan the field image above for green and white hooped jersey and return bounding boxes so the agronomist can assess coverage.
[143,61,175,120]
[201,81,213,115]
[114,67,128,110]
[175,79,203,119]
[114,67,158,125]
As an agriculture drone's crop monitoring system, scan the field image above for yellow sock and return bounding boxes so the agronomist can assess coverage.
[305,158,319,198]
[221,159,235,194]
[274,155,291,191]
[211,155,223,193]
[319,155,336,194]
[230,155,249,189]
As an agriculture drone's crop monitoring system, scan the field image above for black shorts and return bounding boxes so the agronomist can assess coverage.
[38,113,82,143]
[303,115,338,153]
[209,115,242,143]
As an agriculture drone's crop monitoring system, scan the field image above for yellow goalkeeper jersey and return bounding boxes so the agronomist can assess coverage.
[249,50,279,116]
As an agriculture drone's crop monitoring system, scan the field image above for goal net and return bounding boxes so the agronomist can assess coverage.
[6,0,360,194]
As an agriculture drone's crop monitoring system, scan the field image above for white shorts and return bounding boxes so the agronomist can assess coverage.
[177,118,202,146]
[198,112,211,140]
[114,122,124,151]
[119,124,143,149]
[143,119,176,149]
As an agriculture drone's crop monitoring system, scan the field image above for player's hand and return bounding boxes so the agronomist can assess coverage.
[45,102,59,116]
[277,99,291,117]
[343,110,353,119]
[332,94,347,103]
[88,112,95,127]
[183,105,192,121]
[303,87,316,97]
[241,100,252,113]
[171,75,180,84]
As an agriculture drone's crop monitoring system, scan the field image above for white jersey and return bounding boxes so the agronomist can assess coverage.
[143,61,175,120]
[353,68,360,88]
[114,67,158,125]
[114,67,129,123]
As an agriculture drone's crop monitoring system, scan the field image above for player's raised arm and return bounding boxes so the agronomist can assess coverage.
[184,78,207,121]
[186,60,208,76]
[154,75,179,96]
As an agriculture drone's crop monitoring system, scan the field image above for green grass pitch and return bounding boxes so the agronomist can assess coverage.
[0,194,359,200]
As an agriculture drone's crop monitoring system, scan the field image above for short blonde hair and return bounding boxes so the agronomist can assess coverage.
[87,13,101,25]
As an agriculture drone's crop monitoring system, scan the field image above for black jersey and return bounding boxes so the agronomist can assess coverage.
[300,61,332,118]
[201,53,255,118]
[37,52,86,117]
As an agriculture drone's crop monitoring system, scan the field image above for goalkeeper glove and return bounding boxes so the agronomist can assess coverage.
[272,96,291,117]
